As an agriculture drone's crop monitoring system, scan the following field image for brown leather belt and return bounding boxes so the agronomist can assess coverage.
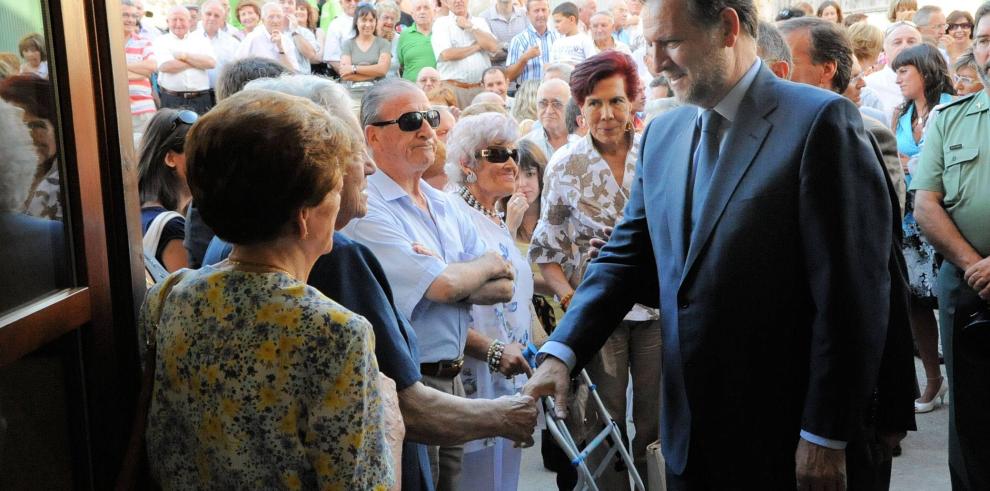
[443,79,481,89]
[160,87,212,99]
[420,358,464,378]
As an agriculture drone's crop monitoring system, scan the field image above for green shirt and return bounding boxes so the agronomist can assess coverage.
[910,90,990,256]
[396,24,435,82]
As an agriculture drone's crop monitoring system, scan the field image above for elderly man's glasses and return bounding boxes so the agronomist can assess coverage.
[475,147,518,163]
[369,109,440,131]
[947,22,973,32]
[538,99,565,111]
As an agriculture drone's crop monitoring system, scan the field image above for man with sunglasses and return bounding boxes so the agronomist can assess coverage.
[912,4,990,488]
[344,79,531,490]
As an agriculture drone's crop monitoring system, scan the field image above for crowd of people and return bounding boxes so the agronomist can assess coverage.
[3,0,989,489]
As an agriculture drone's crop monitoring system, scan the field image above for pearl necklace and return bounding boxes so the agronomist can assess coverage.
[459,187,505,228]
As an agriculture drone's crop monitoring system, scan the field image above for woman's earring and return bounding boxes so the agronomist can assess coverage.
[465,172,477,184]
[625,121,634,132]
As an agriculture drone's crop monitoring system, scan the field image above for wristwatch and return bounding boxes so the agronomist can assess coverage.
[352,65,358,74]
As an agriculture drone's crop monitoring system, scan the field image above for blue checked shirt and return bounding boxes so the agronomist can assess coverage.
[506,24,560,82]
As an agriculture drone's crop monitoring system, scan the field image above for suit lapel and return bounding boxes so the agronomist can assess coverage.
[681,69,778,285]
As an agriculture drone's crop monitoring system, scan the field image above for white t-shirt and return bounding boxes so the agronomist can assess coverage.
[864,66,901,122]
[549,32,597,66]
[153,31,216,91]
[431,13,494,83]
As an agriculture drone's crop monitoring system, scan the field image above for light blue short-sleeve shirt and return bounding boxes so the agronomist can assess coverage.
[342,171,487,363]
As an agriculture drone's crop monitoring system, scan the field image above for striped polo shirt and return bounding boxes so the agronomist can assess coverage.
[506,24,559,82]
[125,33,156,116]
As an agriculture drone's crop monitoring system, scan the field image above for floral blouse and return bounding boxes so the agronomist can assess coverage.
[140,265,394,490]
[529,133,657,321]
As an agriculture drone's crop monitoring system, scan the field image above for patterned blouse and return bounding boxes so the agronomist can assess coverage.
[140,265,394,490]
[529,133,657,321]
[25,162,62,221]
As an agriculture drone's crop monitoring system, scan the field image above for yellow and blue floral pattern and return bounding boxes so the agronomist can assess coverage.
[140,266,394,490]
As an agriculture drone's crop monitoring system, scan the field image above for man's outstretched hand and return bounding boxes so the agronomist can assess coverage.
[520,356,571,418]
[795,438,846,491]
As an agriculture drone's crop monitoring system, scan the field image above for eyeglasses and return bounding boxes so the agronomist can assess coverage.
[474,147,518,163]
[925,23,949,32]
[953,74,976,85]
[947,22,974,32]
[537,99,565,111]
[369,109,440,131]
[171,109,198,130]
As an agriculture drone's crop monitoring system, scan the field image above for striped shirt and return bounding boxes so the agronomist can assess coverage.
[506,25,559,83]
[125,33,156,116]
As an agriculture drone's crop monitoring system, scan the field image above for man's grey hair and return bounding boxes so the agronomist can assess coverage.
[377,0,401,19]
[244,74,357,129]
[778,17,852,92]
[756,20,792,69]
[953,49,979,73]
[260,2,283,17]
[472,91,505,106]
[444,113,518,185]
[591,11,613,22]
[201,0,224,12]
[121,0,137,7]
[0,100,40,211]
[216,57,290,100]
[167,5,190,17]
[360,79,422,128]
[913,5,943,27]
[543,62,574,82]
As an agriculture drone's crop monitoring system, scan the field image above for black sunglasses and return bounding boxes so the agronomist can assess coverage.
[475,147,518,163]
[947,22,973,33]
[170,109,198,130]
[369,110,440,131]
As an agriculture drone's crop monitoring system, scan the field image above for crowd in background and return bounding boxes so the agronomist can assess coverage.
[2,0,990,489]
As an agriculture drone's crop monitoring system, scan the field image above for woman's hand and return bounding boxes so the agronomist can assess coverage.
[504,192,529,235]
[498,342,533,378]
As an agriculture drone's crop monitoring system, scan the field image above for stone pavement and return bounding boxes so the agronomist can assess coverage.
[517,358,953,490]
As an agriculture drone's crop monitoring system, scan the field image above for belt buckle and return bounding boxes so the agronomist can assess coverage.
[449,358,464,371]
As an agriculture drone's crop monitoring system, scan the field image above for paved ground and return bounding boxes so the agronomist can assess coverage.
[517,358,953,490]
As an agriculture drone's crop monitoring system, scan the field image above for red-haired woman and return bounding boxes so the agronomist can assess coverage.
[529,50,660,487]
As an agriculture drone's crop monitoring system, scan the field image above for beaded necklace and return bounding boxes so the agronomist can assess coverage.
[458,186,505,228]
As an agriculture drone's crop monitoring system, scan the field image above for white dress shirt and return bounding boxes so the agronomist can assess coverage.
[153,31,216,92]
[864,66,902,123]
[322,14,354,63]
[431,13,493,83]
[235,25,300,71]
[198,28,240,89]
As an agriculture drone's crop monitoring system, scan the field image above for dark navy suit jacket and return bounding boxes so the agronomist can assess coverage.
[548,65,894,484]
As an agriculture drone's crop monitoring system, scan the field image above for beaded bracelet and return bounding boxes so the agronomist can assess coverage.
[487,340,505,373]
[560,292,574,311]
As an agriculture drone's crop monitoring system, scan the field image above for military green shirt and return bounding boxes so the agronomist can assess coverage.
[911,90,990,256]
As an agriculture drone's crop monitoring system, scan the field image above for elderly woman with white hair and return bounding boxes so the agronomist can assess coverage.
[0,98,67,313]
[444,112,534,491]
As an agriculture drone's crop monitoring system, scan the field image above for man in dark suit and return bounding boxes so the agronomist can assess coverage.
[777,16,917,489]
[523,0,893,487]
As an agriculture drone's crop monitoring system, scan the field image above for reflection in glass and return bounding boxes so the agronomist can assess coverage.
[17,33,48,79]
[0,97,67,314]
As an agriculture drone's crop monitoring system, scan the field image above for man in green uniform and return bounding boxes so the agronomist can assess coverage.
[912,3,990,488]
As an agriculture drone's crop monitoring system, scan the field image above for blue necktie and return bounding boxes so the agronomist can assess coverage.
[689,110,723,231]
